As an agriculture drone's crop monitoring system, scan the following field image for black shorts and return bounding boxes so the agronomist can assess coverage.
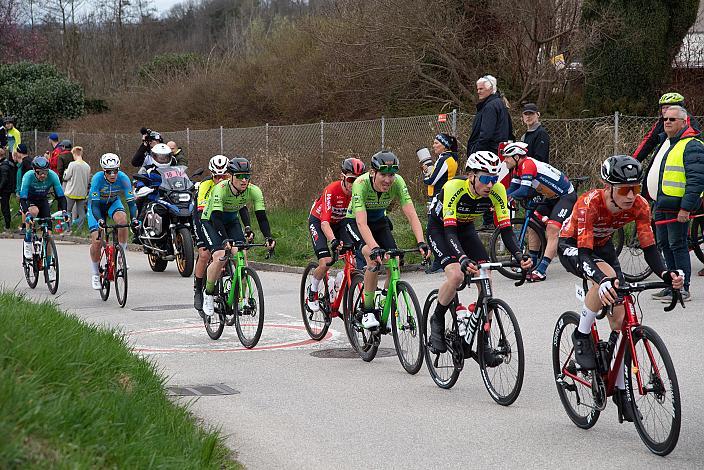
[558,237,624,284]
[309,215,346,259]
[193,211,208,249]
[27,199,51,218]
[342,217,397,251]
[535,192,577,228]
[427,218,488,269]
[202,218,244,253]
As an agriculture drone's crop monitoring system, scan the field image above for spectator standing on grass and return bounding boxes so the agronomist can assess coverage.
[63,146,91,231]
[56,140,74,183]
[0,149,17,230]
[519,103,550,164]
[467,74,514,231]
[47,133,61,172]
[14,144,32,197]
[167,141,188,166]
[3,117,21,154]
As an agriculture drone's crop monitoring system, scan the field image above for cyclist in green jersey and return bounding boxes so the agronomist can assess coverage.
[200,157,275,317]
[341,150,430,329]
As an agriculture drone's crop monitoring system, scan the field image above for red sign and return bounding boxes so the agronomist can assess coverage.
[437,114,447,123]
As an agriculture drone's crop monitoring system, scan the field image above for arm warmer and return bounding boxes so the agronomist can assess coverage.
[507,183,534,200]
[131,144,148,167]
[643,244,666,278]
[56,195,67,212]
[239,206,251,228]
[444,225,465,259]
[499,226,522,263]
[255,210,272,238]
[126,200,137,220]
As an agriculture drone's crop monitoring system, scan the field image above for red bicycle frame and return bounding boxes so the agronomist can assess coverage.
[326,250,356,317]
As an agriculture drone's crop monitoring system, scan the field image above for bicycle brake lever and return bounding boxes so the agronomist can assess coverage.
[514,267,527,287]
[663,290,680,312]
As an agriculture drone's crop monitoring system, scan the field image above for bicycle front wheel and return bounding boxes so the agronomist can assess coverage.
[43,236,60,294]
[618,222,652,282]
[490,218,545,280]
[626,326,681,456]
[422,289,461,389]
[234,267,265,349]
[478,298,524,406]
[300,262,330,340]
[98,245,111,301]
[345,271,378,361]
[391,281,424,374]
[551,311,600,429]
[114,244,128,308]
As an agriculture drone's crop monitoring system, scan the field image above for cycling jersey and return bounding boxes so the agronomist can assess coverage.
[347,172,412,222]
[560,189,654,249]
[310,180,350,224]
[507,157,573,200]
[87,171,137,231]
[428,176,511,229]
[19,169,67,213]
[201,181,265,223]
[197,178,215,211]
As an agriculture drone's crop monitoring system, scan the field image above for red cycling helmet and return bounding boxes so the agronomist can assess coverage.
[341,157,366,176]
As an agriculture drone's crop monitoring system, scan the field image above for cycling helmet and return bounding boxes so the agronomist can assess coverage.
[3,116,16,125]
[147,130,163,143]
[435,133,459,153]
[209,154,229,175]
[659,92,685,106]
[228,156,251,174]
[370,151,400,170]
[151,143,173,166]
[32,156,50,170]
[465,151,501,175]
[341,157,366,176]
[100,153,120,170]
[601,155,642,184]
[501,142,529,159]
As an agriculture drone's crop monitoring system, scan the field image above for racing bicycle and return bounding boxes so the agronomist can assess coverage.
[22,216,60,294]
[97,221,130,308]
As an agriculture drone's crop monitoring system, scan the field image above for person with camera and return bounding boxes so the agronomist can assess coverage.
[132,127,164,168]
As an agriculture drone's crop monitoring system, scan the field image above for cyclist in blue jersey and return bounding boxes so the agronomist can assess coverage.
[19,156,68,280]
[87,153,139,290]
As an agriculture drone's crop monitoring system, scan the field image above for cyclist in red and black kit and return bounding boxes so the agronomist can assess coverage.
[306,157,366,311]
[558,155,683,422]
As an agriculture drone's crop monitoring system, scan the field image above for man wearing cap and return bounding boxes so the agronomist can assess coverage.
[520,103,550,164]
[56,139,74,183]
[14,144,32,197]
[167,141,188,166]
[0,144,17,229]
[3,117,21,154]
[47,132,61,172]
[132,129,164,168]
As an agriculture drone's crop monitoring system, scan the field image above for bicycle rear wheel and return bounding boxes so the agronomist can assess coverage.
[478,299,524,406]
[422,290,461,389]
[625,326,681,456]
[391,281,424,374]
[98,244,111,301]
[222,261,237,326]
[23,245,39,289]
[234,267,265,349]
[490,218,545,280]
[345,272,378,361]
[300,262,331,340]
[690,216,704,263]
[114,244,128,308]
[551,311,600,429]
[618,222,652,282]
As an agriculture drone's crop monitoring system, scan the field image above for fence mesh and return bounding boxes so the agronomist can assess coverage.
[18,112,694,208]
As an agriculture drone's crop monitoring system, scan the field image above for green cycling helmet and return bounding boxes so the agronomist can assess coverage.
[659,92,685,106]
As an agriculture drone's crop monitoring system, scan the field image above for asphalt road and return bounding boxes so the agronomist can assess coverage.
[2,238,703,469]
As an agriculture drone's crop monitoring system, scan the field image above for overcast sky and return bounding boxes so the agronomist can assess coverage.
[151,0,184,16]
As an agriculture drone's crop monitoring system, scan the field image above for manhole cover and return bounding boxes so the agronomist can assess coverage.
[310,347,396,359]
[132,304,194,312]
[166,383,239,396]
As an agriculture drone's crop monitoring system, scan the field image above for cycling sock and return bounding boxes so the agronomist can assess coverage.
[311,276,321,291]
[364,290,375,311]
[205,280,216,295]
[577,304,599,334]
[194,276,203,290]
[120,242,127,253]
[536,256,552,275]
[91,261,100,276]
[434,300,450,317]
[529,250,540,266]
[615,356,626,389]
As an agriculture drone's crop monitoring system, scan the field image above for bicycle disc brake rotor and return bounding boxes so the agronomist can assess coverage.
[591,374,607,411]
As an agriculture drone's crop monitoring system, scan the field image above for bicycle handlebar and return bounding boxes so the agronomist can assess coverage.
[326,245,355,267]
[368,247,429,273]
[219,239,275,261]
[596,279,685,317]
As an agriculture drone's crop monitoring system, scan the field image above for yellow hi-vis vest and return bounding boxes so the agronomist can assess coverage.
[661,137,700,197]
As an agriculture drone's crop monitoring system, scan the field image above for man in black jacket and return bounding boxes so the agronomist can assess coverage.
[0,150,17,229]
[520,103,550,163]
[132,128,164,168]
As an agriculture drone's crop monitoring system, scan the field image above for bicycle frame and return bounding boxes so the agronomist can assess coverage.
[362,249,417,330]
[225,249,251,308]
[328,250,356,315]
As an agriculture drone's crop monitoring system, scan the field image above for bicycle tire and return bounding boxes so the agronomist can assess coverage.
[234,267,265,349]
[490,218,545,280]
[478,298,524,406]
[619,222,652,282]
[625,325,681,456]
[23,241,39,289]
[300,262,331,341]
[551,311,600,429]
[114,244,128,308]
[205,276,226,340]
[391,281,424,374]
[422,289,461,389]
[99,244,111,301]
[43,235,59,295]
[341,269,363,351]
[690,216,704,263]
[345,271,378,362]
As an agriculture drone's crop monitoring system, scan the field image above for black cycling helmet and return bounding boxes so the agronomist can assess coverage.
[341,157,366,176]
[32,156,50,170]
[601,155,642,184]
[3,116,16,125]
[228,156,251,174]
[370,150,400,171]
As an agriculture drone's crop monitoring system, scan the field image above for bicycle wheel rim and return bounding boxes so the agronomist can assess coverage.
[619,222,652,282]
[422,290,461,389]
[99,245,110,301]
[44,236,59,294]
[114,245,128,308]
[627,326,681,456]
[23,248,39,289]
[234,267,265,348]
[479,299,524,405]
[391,281,424,374]
[300,262,330,340]
[205,293,226,340]
[552,311,600,428]
[345,273,376,357]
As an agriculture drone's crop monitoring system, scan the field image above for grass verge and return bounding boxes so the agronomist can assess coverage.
[0,291,240,468]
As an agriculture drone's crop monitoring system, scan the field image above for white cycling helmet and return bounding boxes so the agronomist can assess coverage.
[501,142,529,159]
[100,153,120,170]
[151,143,173,167]
[465,151,501,175]
[209,154,229,175]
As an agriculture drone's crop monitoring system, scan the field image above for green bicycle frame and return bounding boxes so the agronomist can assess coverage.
[225,249,253,308]
[377,256,414,329]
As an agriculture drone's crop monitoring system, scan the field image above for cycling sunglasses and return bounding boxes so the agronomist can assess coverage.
[104,169,119,175]
[614,183,641,196]
[344,175,357,184]
[233,173,251,180]
[377,164,399,174]
[35,170,48,176]
[478,174,499,185]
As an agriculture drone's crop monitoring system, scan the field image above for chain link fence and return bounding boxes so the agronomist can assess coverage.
[19,112,683,208]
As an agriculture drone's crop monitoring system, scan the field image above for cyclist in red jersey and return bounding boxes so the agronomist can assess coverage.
[306,157,366,311]
[558,155,683,422]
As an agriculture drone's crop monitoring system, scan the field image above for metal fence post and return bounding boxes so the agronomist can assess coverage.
[220,126,224,153]
[115,133,119,153]
[34,129,38,154]
[186,127,190,157]
[452,109,457,136]
[381,116,385,150]
[320,120,324,162]
[614,111,620,155]
[72,129,75,144]
[265,123,269,157]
